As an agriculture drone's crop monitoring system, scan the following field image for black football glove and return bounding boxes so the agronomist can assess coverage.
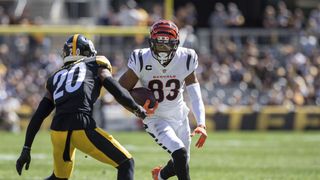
[16,146,31,175]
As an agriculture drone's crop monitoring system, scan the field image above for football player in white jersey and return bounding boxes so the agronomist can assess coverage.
[119,20,207,180]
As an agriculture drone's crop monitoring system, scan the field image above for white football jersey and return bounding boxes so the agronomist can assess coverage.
[127,47,198,121]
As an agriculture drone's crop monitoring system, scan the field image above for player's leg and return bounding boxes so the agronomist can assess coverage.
[176,117,192,161]
[155,159,174,179]
[71,128,134,180]
[116,157,134,180]
[173,118,192,179]
[144,120,190,180]
[49,130,77,179]
[171,147,190,180]
[160,117,192,179]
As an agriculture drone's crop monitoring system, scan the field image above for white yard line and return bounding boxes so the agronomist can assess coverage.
[124,144,163,152]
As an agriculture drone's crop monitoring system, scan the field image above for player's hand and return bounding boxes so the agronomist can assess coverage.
[133,100,158,119]
[143,99,158,116]
[191,125,207,148]
[16,146,31,175]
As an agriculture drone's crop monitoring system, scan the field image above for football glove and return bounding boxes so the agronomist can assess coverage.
[16,146,31,175]
[191,125,207,148]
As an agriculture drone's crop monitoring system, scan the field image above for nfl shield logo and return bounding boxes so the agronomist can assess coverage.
[162,69,167,73]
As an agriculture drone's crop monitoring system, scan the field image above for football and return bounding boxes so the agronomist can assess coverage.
[130,87,156,108]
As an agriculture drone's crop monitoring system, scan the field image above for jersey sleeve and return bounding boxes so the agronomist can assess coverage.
[127,49,141,77]
[96,55,112,73]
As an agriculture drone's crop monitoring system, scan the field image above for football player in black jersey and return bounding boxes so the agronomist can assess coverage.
[16,34,157,180]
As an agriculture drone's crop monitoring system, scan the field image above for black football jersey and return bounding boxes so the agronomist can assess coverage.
[46,56,111,130]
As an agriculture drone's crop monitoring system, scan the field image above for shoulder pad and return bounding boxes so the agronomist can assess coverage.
[96,56,112,72]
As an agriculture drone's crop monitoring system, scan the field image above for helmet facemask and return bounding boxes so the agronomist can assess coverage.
[149,37,179,66]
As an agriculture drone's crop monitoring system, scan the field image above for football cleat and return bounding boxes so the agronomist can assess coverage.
[149,20,180,67]
[151,166,162,180]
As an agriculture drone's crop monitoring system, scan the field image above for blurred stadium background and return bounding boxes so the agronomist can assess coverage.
[0,0,320,179]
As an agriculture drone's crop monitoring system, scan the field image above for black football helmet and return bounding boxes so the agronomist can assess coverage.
[149,20,180,67]
[62,34,97,63]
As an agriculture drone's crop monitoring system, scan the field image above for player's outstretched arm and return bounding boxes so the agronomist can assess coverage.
[98,67,150,119]
[185,71,207,148]
[16,92,55,175]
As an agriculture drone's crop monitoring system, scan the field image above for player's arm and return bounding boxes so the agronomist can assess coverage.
[118,68,139,91]
[97,56,151,119]
[16,91,55,175]
[185,72,207,148]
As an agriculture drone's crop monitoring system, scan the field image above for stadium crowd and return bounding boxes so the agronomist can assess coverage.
[201,1,320,109]
[1,1,320,131]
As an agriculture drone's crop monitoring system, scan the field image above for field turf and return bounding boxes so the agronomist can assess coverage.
[0,131,319,180]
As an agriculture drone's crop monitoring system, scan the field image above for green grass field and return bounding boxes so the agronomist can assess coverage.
[1,131,320,180]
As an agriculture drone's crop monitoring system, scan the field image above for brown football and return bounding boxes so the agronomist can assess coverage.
[130,87,156,108]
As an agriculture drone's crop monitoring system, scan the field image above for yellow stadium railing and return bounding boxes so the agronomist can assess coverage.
[0,0,174,36]
[0,25,150,36]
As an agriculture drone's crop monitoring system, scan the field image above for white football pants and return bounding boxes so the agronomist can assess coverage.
[143,117,191,159]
